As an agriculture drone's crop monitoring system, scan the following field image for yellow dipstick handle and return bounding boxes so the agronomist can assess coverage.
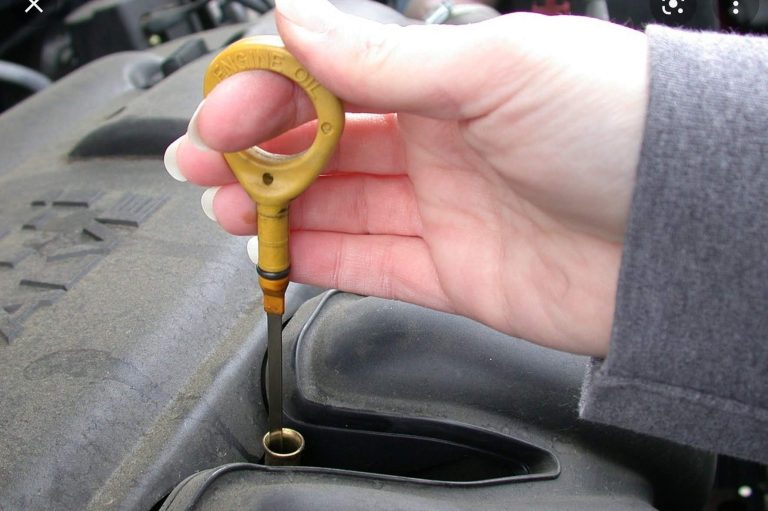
[203,36,344,314]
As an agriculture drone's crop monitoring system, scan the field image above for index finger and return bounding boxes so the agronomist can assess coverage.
[195,69,390,154]
[176,113,407,187]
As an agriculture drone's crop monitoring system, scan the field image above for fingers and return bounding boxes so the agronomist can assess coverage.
[208,174,422,237]
[194,70,393,154]
[291,175,422,236]
[289,231,452,314]
[274,0,539,118]
[260,114,405,175]
[173,113,406,186]
[175,135,237,186]
[195,70,316,153]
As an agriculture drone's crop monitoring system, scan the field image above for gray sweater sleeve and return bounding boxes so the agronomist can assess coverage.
[579,25,768,464]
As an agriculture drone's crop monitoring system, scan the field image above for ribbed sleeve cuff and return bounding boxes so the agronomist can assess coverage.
[579,25,768,464]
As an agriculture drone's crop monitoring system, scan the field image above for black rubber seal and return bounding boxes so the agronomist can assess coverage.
[257,266,290,280]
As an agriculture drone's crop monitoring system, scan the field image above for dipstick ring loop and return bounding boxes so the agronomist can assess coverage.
[203,36,345,207]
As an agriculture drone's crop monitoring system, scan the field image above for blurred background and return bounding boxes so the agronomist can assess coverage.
[1,0,767,112]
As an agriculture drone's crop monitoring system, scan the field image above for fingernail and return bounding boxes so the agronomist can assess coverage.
[275,0,334,31]
[246,236,259,265]
[163,136,187,182]
[187,100,211,151]
[201,186,220,222]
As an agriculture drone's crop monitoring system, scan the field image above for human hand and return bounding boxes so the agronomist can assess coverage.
[165,0,648,357]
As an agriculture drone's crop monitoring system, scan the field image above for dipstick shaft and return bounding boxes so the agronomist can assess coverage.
[266,312,284,451]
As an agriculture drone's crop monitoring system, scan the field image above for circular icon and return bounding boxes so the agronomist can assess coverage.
[650,0,697,24]
[716,0,759,26]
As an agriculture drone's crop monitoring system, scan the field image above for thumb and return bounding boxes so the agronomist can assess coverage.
[274,0,530,118]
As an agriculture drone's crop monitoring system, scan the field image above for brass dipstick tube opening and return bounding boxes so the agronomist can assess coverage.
[262,428,306,466]
[204,36,344,466]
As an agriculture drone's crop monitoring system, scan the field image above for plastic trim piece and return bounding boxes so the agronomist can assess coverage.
[270,290,561,488]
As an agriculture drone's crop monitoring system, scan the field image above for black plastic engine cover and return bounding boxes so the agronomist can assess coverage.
[0,22,290,511]
[161,292,715,511]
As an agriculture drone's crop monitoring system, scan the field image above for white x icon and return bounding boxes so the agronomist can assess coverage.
[25,0,42,13]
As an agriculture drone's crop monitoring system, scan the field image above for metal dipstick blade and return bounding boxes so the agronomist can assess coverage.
[267,312,283,452]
